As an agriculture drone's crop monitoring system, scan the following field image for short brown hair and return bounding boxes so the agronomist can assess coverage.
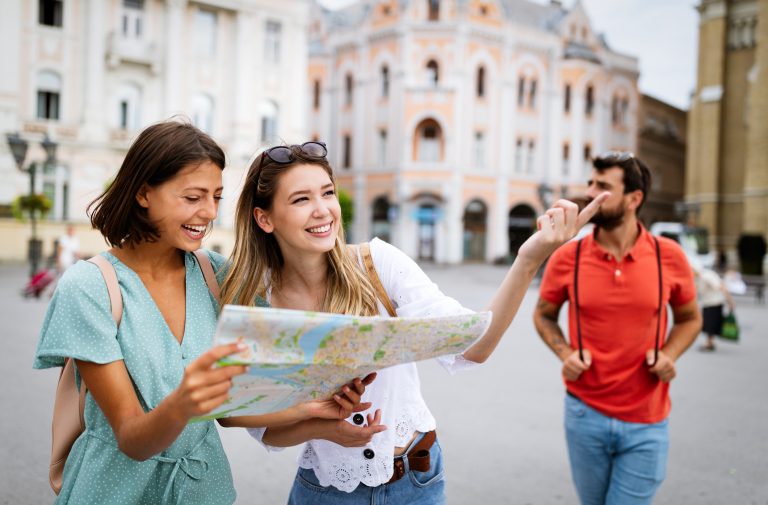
[88,120,225,247]
[593,152,652,211]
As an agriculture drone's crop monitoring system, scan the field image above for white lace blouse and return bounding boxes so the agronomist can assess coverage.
[247,238,481,492]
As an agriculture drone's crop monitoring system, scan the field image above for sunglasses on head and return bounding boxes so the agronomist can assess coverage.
[263,141,328,164]
[594,151,635,163]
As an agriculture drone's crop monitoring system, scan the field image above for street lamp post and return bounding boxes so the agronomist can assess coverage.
[5,132,58,277]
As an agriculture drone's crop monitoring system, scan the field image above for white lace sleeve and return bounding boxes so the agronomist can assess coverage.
[246,427,286,452]
[368,238,482,374]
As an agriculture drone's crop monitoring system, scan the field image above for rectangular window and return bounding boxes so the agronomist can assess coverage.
[313,80,321,110]
[37,91,60,120]
[527,140,535,174]
[345,74,354,106]
[585,86,594,117]
[264,20,282,64]
[195,10,217,58]
[583,144,592,175]
[122,0,144,39]
[515,138,523,173]
[343,134,352,168]
[39,0,63,27]
[517,77,525,107]
[474,132,485,168]
[529,79,537,109]
[119,100,129,129]
[378,129,387,167]
[564,84,571,113]
[562,143,570,176]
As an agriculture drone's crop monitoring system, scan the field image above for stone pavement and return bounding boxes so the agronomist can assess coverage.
[1,262,766,504]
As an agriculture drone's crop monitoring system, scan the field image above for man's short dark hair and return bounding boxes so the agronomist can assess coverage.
[88,120,225,247]
[593,152,652,211]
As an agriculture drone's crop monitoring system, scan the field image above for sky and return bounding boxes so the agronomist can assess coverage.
[317,0,699,110]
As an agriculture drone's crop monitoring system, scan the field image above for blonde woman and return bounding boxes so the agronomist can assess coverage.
[221,141,607,504]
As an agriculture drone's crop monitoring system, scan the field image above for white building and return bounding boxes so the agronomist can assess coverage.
[0,0,310,232]
[308,0,639,263]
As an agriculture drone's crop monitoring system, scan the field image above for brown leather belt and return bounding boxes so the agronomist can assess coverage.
[387,430,436,484]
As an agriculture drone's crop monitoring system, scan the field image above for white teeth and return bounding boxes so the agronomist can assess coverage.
[307,224,331,234]
[183,225,206,234]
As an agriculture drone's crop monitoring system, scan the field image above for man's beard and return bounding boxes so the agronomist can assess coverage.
[589,203,625,231]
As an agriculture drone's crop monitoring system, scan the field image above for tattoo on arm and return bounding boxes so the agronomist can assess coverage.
[534,298,570,358]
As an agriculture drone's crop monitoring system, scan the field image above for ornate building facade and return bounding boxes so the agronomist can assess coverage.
[308,0,639,263]
[637,94,687,225]
[0,0,310,235]
[686,0,768,255]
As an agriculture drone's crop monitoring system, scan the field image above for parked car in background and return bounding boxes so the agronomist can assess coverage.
[649,222,716,268]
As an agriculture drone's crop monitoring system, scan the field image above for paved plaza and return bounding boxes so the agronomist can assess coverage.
[1,261,766,504]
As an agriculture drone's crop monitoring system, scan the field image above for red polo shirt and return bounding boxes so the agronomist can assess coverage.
[539,225,696,423]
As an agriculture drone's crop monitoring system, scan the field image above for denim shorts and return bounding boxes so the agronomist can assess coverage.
[287,432,446,505]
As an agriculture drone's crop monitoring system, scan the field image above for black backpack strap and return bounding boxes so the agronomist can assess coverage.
[574,239,584,362]
[574,237,664,366]
[651,236,663,367]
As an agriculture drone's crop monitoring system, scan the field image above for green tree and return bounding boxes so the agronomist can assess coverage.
[338,188,354,235]
[11,193,53,220]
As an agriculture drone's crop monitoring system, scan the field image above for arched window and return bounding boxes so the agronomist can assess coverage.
[260,99,278,143]
[36,70,62,120]
[117,82,142,130]
[345,73,354,106]
[564,84,571,113]
[426,60,439,87]
[381,65,390,98]
[476,66,485,98]
[192,93,214,133]
[414,118,443,162]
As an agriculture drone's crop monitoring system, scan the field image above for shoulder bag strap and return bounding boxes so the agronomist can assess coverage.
[359,242,397,317]
[193,249,221,303]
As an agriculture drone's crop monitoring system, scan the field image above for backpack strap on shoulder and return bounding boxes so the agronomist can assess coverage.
[193,249,220,303]
[88,254,123,326]
[359,242,397,317]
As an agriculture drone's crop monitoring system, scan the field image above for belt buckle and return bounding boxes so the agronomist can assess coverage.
[388,457,406,484]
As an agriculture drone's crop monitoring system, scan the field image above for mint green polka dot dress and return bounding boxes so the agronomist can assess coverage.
[33,250,236,505]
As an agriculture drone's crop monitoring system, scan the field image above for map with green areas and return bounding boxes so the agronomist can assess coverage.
[201,305,492,420]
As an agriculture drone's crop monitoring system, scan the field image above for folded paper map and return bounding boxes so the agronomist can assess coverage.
[197,305,492,420]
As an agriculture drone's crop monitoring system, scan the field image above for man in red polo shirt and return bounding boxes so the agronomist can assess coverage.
[534,152,702,505]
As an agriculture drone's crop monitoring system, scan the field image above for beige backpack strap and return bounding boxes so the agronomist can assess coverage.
[88,254,123,326]
[193,249,220,303]
[359,242,397,317]
[51,253,122,493]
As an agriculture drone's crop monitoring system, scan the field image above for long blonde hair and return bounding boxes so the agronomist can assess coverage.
[220,146,380,316]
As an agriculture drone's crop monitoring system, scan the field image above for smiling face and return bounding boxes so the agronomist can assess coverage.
[136,160,223,251]
[253,163,341,257]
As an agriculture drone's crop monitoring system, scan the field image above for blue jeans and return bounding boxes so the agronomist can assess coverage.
[287,432,445,505]
[564,394,669,505]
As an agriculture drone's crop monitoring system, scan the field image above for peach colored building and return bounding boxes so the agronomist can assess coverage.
[308,0,639,263]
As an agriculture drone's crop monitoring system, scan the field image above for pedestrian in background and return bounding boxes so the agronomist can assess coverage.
[694,263,736,351]
[219,141,607,504]
[533,152,702,505]
[32,121,372,504]
[56,224,80,274]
